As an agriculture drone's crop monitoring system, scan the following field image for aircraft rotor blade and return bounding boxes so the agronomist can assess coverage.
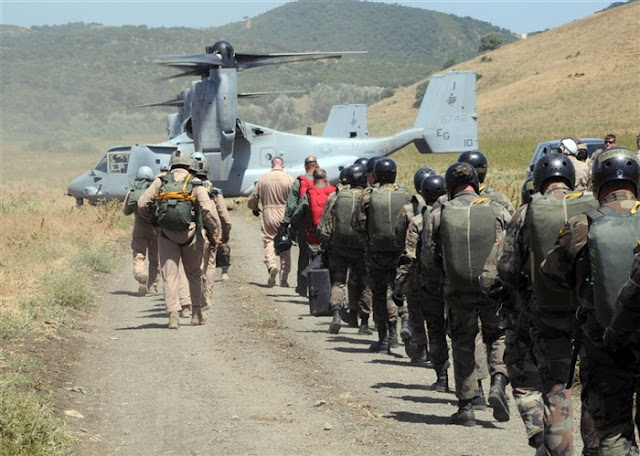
[238,54,346,71]
[238,90,307,99]
[236,51,366,63]
[130,97,185,109]
[155,53,223,78]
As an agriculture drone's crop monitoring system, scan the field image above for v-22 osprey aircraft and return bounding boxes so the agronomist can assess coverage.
[67,41,477,204]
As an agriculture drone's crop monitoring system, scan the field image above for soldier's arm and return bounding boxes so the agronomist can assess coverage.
[137,178,162,221]
[194,185,221,240]
[282,178,301,224]
[394,205,410,248]
[122,190,133,216]
[497,206,528,290]
[351,187,371,233]
[290,194,308,230]
[396,214,422,284]
[247,182,260,211]
[420,208,443,289]
[317,193,336,246]
[215,193,232,242]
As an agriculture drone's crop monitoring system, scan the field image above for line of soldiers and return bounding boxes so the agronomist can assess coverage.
[276,145,640,456]
[122,147,232,329]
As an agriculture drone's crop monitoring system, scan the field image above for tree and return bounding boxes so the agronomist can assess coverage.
[478,33,504,53]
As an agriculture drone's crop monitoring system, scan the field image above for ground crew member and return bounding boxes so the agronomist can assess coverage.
[191,158,232,309]
[281,156,319,296]
[122,166,160,296]
[541,148,640,456]
[352,157,411,353]
[317,164,372,335]
[494,154,598,455]
[393,167,436,362]
[138,147,221,329]
[558,137,590,191]
[422,162,511,426]
[247,156,295,287]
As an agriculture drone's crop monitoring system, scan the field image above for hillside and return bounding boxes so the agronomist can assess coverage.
[0,0,514,142]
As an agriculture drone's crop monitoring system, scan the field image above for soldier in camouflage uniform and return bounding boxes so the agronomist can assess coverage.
[493,154,599,455]
[422,162,510,426]
[393,167,436,361]
[542,148,640,456]
[559,137,591,192]
[352,157,411,353]
[317,164,373,335]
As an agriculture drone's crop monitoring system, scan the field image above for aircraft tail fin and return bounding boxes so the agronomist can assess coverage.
[322,104,368,138]
[413,71,478,154]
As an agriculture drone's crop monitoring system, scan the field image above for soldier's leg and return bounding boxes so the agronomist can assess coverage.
[405,281,428,362]
[279,249,291,286]
[158,235,181,327]
[146,228,160,293]
[182,235,205,324]
[423,289,449,390]
[328,252,349,334]
[579,353,600,455]
[479,305,509,422]
[367,262,390,351]
[296,236,310,296]
[263,229,277,272]
[132,230,148,295]
[505,326,545,447]
[581,350,638,456]
[348,255,372,325]
[201,241,216,309]
[530,318,574,456]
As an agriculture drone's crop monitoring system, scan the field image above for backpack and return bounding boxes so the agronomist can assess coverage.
[127,179,151,211]
[297,175,314,202]
[368,186,409,252]
[524,191,598,311]
[332,188,365,249]
[305,185,336,245]
[155,173,196,231]
[440,197,496,292]
[588,202,640,328]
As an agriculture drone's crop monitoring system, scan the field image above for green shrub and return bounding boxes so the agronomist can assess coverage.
[72,242,120,274]
[41,274,94,310]
[0,388,72,456]
[0,311,33,340]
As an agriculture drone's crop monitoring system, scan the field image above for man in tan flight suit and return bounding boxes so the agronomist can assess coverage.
[248,156,295,287]
[138,147,221,329]
[122,166,160,296]
[559,137,590,191]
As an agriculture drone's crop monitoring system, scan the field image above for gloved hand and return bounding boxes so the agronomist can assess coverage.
[391,279,404,307]
[278,222,289,235]
[252,208,261,217]
[486,284,510,303]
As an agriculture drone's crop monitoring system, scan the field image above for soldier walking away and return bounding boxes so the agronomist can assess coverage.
[558,137,591,191]
[281,156,320,296]
[191,157,232,311]
[493,154,598,455]
[542,148,640,456]
[393,167,436,362]
[123,166,160,297]
[138,147,221,329]
[352,157,411,353]
[247,157,295,287]
[457,150,515,215]
[317,164,373,335]
[422,162,511,427]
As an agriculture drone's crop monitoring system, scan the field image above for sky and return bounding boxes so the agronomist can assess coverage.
[1,1,616,35]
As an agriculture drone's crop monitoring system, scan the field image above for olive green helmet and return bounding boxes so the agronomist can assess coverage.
[169,146,192,169]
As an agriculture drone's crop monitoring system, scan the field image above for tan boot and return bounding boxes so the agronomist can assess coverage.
[191,307,204,325]
[138,274,149,296]
[179,305,191,318]
[168,311,180,329]
[221,266,229,281]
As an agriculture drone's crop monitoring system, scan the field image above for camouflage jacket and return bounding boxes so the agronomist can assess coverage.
[541,190,638,336]
[282,173,313,225]
[394,193,427,247]
[479,184,516,215]
[395,205,431,287]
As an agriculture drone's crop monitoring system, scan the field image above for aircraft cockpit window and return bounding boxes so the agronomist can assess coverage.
[94,155,108,173]
[108,152,130,174]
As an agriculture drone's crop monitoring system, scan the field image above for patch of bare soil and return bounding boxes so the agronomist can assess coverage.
[54,211,586,455]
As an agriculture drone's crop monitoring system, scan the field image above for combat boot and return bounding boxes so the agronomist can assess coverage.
[529,432,545,456]
[191,307,204,325]
[432,363,450,393]
[340,307,358,327]
[472,380,488,411]
[369,326,389,352]
[388,321,399,349]
[400,313,412,343]
[358,313,373,335]
[450,399,475,427]
[138,273,148,297]
[410,344,429,364]
[221,266,230,281]
[328,309,341,334]
[488,373,510,422]
[267,267,278,287]
[179,305,191,318]
[168,311,180,329]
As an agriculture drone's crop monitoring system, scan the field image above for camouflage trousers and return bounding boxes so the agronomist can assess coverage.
[328,247,371,316]
[530,312,575,456]
[366,253,399,328]
[504,312,544,441]
[405,273,427,346]
[581,336,639,456]
[447,302,506,400]
[296,234,310,293]
[422,287,449,367]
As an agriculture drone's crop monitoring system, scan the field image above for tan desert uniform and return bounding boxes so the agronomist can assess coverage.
[247,168,295,280]
[568,155,590,191]
[122,190,160,293]
[138,167,221,315]
[202,184,232,308]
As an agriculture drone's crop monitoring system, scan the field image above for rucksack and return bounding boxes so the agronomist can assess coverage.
[305,185,336,245]
[127,179,151,211]
[332,188,365,249]
[588,202,640,328]
[440,197,496,292]
[368,186,409,252]
[524,191,598,311]
[155,173,196,231]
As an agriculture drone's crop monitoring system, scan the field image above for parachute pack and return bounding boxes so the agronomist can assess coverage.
[332,188,365,249]
[127,179,152,211]
[368,187,408,252]
[155,173,196,231]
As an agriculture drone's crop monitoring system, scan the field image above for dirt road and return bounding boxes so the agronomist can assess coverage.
[62,210,562,455]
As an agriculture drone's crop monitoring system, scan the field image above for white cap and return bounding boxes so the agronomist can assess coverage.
[559,138,578,156]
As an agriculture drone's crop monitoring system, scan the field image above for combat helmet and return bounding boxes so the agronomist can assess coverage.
[347,163,367,188]
[194,160,210,178]
[373,157,397,185]
[444,162,479,198]
[339,167,350,186]
[353,157,370,167]
[274,233,293,255]
[413,167,436,192]
[420,174,446,204]
[458,151,488,183]
[533,153,575,192]
[558,137,579,156]
[169,146,193,169]
[136,166,154,181]
[591,147,640,198]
